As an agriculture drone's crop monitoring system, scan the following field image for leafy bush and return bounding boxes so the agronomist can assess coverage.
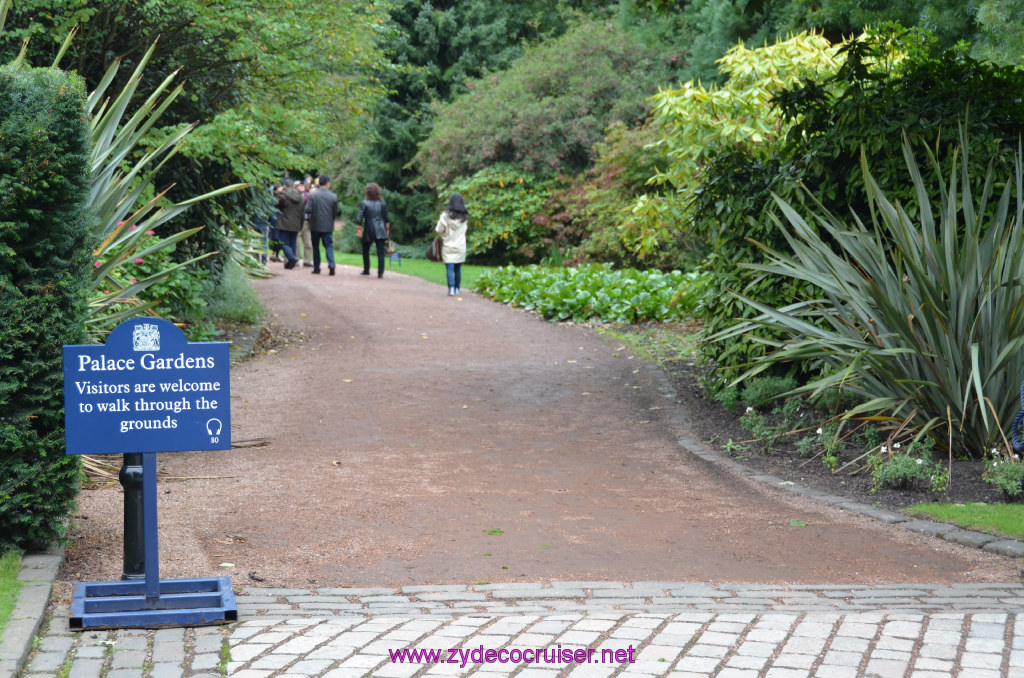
[474,264,704,324]
[205,259,265,324]
[0,64,91,551]
[869,444,949,493]
[414,17,683,186]
[698,29,1024,380]
[629,32,846,260]
[84,42,245,338]
[439,165,556,264]
[775,33,1024,232]
[625,33,850,379]
[541,121,697,271]
[983,454,1024,499]
[713,133,1024,459]
[740,376,797,408]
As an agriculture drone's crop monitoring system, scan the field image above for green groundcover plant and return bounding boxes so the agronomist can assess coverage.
[474,264,704,324]
[713,132,1024,460]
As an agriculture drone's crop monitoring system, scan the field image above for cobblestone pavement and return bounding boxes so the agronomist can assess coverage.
[18,581,1024,677]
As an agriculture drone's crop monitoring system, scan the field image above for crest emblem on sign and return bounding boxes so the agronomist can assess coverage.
[132,323,161,352]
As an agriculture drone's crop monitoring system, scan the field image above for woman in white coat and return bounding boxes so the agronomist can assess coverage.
[435,193,468,296]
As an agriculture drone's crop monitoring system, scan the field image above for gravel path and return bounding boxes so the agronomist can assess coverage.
[61,265,1019,591]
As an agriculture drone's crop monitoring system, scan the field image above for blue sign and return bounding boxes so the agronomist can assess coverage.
[64,317,231,455]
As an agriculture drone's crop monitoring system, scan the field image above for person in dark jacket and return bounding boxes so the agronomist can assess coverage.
[306,175,339,275]
[355,182,391,278]
[274,180,305,269]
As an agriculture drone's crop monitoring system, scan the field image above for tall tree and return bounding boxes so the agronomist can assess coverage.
[1,0,391,267]
[348,0,584,241]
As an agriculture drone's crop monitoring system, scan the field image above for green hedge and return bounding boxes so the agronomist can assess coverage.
[0,65,92,551]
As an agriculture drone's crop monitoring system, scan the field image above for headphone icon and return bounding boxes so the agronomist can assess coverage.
[206,419,222,436]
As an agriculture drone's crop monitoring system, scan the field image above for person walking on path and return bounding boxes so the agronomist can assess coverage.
[299,175,315,268]
[356,182,391,278]
[306,175,339,275]
[274,180,305,269]
[435,192,468,296]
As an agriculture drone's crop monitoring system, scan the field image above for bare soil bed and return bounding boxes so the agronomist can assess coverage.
[655,355,1006,514]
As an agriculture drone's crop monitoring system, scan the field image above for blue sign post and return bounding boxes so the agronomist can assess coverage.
[63,317,237,629]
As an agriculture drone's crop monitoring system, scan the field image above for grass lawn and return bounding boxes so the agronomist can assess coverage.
[908,503,1024,540]
[331,251,492,289]
[0,550,22,640]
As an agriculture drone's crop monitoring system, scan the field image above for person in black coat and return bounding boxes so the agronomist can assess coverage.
[355,182,391,278]
[306,175,339,275]
[274,180,305,269]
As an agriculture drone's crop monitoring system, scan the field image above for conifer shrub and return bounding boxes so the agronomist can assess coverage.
[0,64,92,551]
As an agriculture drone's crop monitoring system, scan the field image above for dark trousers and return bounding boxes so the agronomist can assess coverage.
[362,238,386,277]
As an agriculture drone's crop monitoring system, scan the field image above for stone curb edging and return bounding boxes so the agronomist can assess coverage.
[0,320,263,678]
[0,545,64,678]
[639,359,1024,566]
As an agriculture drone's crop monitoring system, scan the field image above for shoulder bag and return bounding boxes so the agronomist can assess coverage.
[426,237,443,262]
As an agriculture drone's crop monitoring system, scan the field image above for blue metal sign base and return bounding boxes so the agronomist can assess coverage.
[69,576,237,630]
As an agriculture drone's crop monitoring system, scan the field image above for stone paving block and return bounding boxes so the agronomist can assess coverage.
[25,651,67,674]
[190,651,223,671]
[812,666,858,678]
[491,589,585,600]
[763,668,810,678]
[104,669,146,678]
[402,585,470,594]
[686,643,730,658]
[830,636,870,653]
[773,653,815,670]
[231,643,274,662]
[960,651,1004,670]
[473,583,545,592]
[373,660,424,677]
[74,644,106,659]
[725,653,769,671]
[151,642,185,663]
[674,655,721,673]
[250,653,300,670]
[148,662,185,678]
[67,658,104,678]
[943,530,998,548]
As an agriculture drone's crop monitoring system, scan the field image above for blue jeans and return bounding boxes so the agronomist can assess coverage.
[446,263,462,289]
[279,231,298,264]
[311,232,335,271]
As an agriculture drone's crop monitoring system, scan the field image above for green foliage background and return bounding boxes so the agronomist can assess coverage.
[0,64,91,551]
[694,32,1024,379]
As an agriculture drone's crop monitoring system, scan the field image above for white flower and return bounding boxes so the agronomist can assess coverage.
[893,442,901,450]
[816,427,823,435]
[916,458,923,465]
[745,406,754,414]
[991,448,1000,457]
[881,445,887,454]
